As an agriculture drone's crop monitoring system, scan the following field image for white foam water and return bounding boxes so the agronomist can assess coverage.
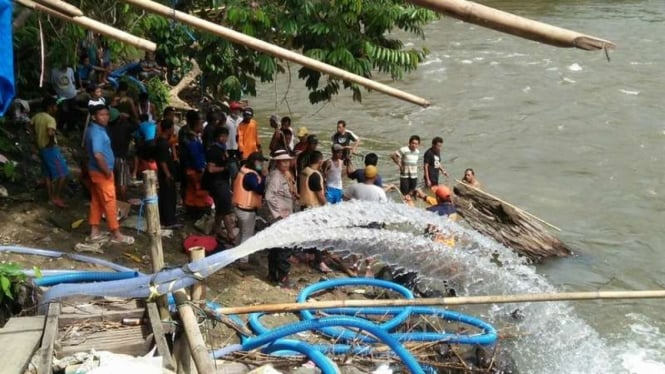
[222,201,665,373]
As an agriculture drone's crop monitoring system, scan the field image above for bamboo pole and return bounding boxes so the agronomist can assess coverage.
[173,289,215,374]
[216,290,665,315]
[143,170,169,319]
[32,0,83,17]
[407,0,615,50]
[16,0,156,51]
[120,0,431,108]
[188,246,206,307]
[455,179,562,232]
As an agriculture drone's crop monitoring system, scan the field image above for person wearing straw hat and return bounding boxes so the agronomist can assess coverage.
[265,149,299,287]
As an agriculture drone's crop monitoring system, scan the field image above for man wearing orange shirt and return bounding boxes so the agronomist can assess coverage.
[237,107,261,161]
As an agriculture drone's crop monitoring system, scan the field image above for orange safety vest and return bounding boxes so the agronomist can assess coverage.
[232,167,263,210]
[299,166,323,208]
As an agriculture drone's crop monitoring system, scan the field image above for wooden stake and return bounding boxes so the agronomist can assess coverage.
[216,289,665,315]
[188,246,206,307]
[455,179,562,232]
[142,170,169,319]
[16,0,157,51]
[120,0,431,108]
[407,0,615,50]
[173,289,215,374]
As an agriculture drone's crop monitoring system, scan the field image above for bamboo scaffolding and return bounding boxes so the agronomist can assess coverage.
[16,0,156,51]
[407,0,615,50]
[119,0,432,107]
[216,290,665,315]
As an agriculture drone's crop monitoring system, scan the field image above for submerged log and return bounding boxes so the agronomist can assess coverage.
[452,182,571,262]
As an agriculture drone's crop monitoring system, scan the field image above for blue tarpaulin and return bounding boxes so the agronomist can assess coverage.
[0,0,15,116]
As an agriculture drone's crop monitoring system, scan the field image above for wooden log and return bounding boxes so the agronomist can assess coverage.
[188,246,206,307]
[173,289,215,374]
[407,0,615,50]
[147,302,176,370]
[0,316,46,373]
[454,179,561,231]
[216,289,665,315]
[452,182,571,262]
[16,0,156,51]
[120,0,431,108]
[143,170,170,319]
[38,303,60,374]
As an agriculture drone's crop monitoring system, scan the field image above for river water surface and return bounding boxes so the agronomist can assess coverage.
[246,1,665,372]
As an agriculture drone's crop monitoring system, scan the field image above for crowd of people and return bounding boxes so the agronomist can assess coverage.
[26,44,484,287]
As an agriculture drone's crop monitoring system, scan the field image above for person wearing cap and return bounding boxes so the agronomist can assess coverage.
[298,150,327,209]
[295,134,319,181]
[107,106,138,201]
[237,107,261,161]
[322,144,345,204]
[331,120,360,161]
[293,127,309,155]
[265,149,298,286]
[205,126,236,244]
[391,135,421,196]
[343,165,388,202]
[232,152,267,246]
[155,119,180,229]
[85,104,134,245]
[426,185,458,220]
[33,96,70,208]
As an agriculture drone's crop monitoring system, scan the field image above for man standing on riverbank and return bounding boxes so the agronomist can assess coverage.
[424,137,448,187]
[33,96,70,208]
[85,104,134,245]
[391,135,421,196]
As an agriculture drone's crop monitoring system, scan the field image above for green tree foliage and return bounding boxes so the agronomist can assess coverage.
[13,0,437,104]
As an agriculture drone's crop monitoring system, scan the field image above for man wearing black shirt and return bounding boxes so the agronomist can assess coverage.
[107,108,138,201]
[423,136,447,187]
[204,127,236,244]
[156,119,179,228]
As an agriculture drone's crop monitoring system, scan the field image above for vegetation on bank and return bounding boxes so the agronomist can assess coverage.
[13,0,437,103]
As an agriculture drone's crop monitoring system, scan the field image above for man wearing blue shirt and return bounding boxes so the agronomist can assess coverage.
[85,104,134,245]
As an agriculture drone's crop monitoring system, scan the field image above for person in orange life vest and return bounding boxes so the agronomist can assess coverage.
[298,150,327,210]
[85,104,134,245]
[237,107,261,161]
[425,185,458,247]
[182,115,212,216]
[233,152,267,244]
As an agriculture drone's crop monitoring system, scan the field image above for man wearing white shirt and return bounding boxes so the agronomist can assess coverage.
[225,101,243,181]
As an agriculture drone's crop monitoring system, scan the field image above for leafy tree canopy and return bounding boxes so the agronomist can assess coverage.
[13,0,437,104]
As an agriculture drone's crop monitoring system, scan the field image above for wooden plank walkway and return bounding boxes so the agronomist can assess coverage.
[0,315,46,373]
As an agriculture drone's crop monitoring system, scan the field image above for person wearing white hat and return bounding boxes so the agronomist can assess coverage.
[265,149,298,287]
